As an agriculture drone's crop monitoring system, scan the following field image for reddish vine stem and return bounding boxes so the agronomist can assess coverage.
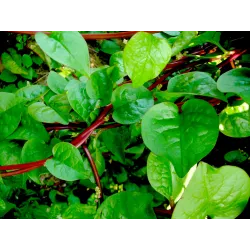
[82,144,103,199]
[153,208,173,216]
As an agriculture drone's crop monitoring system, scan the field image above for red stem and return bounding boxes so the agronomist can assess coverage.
[153,208,173,216]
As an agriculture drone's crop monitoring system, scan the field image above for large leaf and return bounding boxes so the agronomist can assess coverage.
[111,84,154,124]
[66,79,98,122]
[147,153,183,201]
[219,102,250,137]
[0,141,22,165]
[172,162,250,219]
[35,31,90,76]
[0,93,23,141]
[95,192,156,219]
[45,142,88,181]
[86,67,113,107]
[28,102,68,125]
[171,31,197,56]
[7,108,50,142]
[141,99,219,177]
[47,71,68,94]
[217,68,250,104]
[15,85,49,101]
[167,71,227,102]
[123,32,172,87]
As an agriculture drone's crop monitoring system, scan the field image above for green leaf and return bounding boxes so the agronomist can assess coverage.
[47,71,68,94]
[101,127,130,164]
[86,67,113,107]
[28,102,68,125]
[100,40,120,54]
[217,68,250,104]
[109,51,126,78]
[224,150,248,164]
[123,32,172,87]
[0,69,17,83]
[62,204,96,219]
[16,85,49,101]
[147,153,183,201]
[0,93,23,141]
[22,54,33,68]
[7,108,49,142]
[45,142,88,181]
[172,162,250,219]
[171,31,198,56]
[35,31,90,76]
[1,52,28,75]
[167,71,227,102]
[111,84,154,124]
[141,99,219,177]
[66,79,98,122]
[0,141,22,165]
[163,31,180,36]
[32,55,43,66]
[95,192,156,219]
[0,198,15,217]
[219,102,250,137]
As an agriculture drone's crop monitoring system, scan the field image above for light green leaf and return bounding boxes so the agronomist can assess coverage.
[16,85,49,101]
[219,102,250,137]
[217,68,250,104]
[35,31,90,76]
[0,141,22,165]
[111,84,154,124]
[167,71,227,102]
[62,204,96,219]
[123,32,172,87]
[45,142,88,181]
[172,162,250,219]
[47,71,68,94]
[95,192,156,219]
[141,99,219,177]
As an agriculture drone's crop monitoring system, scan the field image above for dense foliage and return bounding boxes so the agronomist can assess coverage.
[0,31,249,219]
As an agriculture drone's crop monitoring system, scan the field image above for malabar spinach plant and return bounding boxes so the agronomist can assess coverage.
[0,31,250,219]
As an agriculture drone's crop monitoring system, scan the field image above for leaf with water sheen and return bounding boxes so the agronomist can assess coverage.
[123,32,172,87]
[172,162,250,219]
[35,31,90,76]
[111,84,154,124]
[217,68,250,104]
[15,85,49,101]
[141,99,219,177]
[95,192,156,219]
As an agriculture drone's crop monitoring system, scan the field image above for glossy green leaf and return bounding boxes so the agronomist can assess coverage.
[0,198,15,218]
[86,67,113,107]
[45,142,88,181]
[62,204,96,219]
[22,54,33,68]
[123,32,172,87]
[100,40,120,54]
[47,71,68,94]
[0,141,22,165]
[172,162,250,219]
[0,93,23,141]
[111,84,154,124]
[217,68,250,104]
[0,69,17,83]
[109,51,126,77]
[219,102,250,137]
[147,153,183,201]
[35,31,90,76]
[101,126,130,164]
[66,79,98,122]
[167,71,227,102]
[16,85,49,101]
[7,108,49,142]
[95,192,156,219]
[171,31,197,56]
[28,102,68,125]
[1,52,28,75]
[141,99,219,177]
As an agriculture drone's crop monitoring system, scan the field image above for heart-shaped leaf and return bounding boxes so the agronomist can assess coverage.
[16,85,49,101]
[45,142,88,181]
[141,99,219,177]
[123,32,172,87]
[111,84,154,124]
[172,162,250,219]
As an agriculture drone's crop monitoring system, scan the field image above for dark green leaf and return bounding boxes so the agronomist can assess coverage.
[62,204,96,219]
[22,54,33,68]
[100,40,120,54]
[224,150,248,164]
[0,69,17,83]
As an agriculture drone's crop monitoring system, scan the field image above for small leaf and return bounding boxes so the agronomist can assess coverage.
[45,142,88,181]
[47,71,68,94]
[62,204,96,219]
[224,150,248,164]
[22,54,33,68]
[111,84,154,124]
[95,192,156,219]
[0,69,17,83]
[100,40,120,54]
[172,162,250,219]
[123,32,172,87]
